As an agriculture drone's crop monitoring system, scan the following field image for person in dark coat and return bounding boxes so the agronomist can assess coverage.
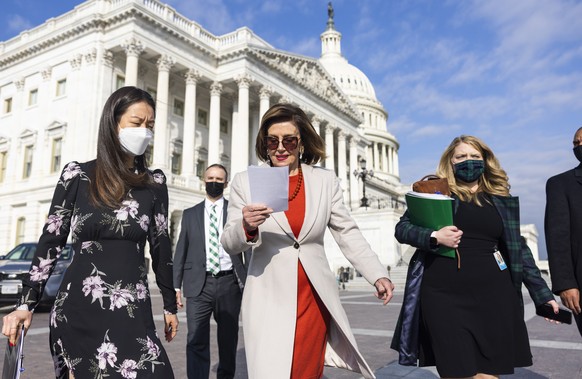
[545,126,582,337]
[173,164,249,379]
[392,135,558,378]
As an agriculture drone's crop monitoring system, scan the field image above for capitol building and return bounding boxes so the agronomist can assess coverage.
[0,0,542,275]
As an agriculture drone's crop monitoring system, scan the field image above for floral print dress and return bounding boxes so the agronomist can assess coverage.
[18,160,177,379]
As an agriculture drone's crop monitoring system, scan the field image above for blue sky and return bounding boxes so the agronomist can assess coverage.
[2,0,581,258]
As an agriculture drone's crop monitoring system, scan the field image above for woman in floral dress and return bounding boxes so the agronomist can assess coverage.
[2,87,178,378]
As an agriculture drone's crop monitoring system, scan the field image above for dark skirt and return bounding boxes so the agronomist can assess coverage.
[420,247,531,377]
[50,240,174,378]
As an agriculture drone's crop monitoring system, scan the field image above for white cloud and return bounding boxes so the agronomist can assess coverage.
[388,116,418,134]
[287,37,319,57]
[404,84,510,121]
[409,124,462,139]
[7,14,33,34]
[271,35,319,57]
[469,0,582,75]
[257,0,283,13]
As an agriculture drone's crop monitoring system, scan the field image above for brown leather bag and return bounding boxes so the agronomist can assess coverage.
[412,175,451,196]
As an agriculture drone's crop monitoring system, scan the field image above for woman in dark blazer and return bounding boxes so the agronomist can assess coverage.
[392,135,558,378]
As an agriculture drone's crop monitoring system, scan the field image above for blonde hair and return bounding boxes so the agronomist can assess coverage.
[436,135,510,205]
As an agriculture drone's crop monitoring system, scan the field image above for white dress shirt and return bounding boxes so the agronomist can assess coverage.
[204,197,233,272]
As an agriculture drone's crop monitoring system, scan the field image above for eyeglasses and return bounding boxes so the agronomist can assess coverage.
[265,136,299,151]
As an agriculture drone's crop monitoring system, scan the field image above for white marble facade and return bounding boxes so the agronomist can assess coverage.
[0,0,417,274]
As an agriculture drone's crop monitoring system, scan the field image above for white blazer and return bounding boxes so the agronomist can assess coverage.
[221,164,389,379]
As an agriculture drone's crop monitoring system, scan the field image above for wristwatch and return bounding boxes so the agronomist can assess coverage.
[429,232,439,249]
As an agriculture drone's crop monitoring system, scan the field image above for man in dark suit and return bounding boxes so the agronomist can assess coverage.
[173,164,247,378]
[545,126,582,337]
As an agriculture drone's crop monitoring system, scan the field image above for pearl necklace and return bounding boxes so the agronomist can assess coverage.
[289,167,303,201]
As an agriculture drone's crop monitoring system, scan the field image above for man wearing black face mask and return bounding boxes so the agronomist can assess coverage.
[173,164,248,378]
[545,126,582,337]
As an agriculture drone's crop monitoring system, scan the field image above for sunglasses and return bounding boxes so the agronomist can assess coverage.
[265,136,299,151]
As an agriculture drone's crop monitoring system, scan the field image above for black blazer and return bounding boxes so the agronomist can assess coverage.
[173,199,249,297]
[545,164,582,295]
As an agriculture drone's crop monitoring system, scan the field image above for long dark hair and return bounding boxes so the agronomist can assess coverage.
[90,86,156,208]
[255,103,326,165]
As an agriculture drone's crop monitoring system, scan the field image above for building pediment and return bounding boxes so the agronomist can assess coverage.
[18,129,37,146]
[248,48,362,123]
[45,120,67,135]
[19,129,36,139]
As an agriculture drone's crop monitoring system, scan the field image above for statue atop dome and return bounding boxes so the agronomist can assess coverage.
[327,2,335,30]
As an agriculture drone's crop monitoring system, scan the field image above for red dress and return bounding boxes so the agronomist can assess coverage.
[287,173,330,379]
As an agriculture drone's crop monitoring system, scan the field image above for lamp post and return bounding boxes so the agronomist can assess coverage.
[353,158,373,209]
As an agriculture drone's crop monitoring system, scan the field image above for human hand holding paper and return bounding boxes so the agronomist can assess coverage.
[248,165,289,212]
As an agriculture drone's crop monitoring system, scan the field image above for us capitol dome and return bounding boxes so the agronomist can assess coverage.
[318,3,400,187]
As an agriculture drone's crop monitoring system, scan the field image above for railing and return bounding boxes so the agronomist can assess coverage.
[1,0,271,57]
[169,174,187,187]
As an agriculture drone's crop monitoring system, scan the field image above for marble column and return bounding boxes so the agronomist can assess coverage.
[388,146,394,174]
[382,144,388,173]
[250,106,260,165]
[182,69,200,178]
[66,55,82,163]
[393,147,399,177]
[325,124,335,172]
[207,81,222,166]
[311,115,323,136]
[337,130,348,202]
[78,48,100,163]
[373,141,380,171]
[152,55,175,170]
[93,49,114,160]
[121,38,144,87]
[349,137,360,210]
[101,50,115,100]
[259,86,272,122]
[231,74,252,177]
[311,115,323,166]
[366,144,373,171]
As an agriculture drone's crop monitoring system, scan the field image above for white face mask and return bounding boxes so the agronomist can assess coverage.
[119,128,153,156]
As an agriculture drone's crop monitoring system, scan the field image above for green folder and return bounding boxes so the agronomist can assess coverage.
[405,191,455,258]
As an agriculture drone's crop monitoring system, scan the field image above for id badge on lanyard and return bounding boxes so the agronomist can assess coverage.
[493,249,507,271]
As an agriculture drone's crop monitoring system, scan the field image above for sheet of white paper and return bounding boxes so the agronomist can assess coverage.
[248,165,289,212]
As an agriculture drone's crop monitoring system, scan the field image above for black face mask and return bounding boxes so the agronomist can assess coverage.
[453,159,485,183]
[574,145,582,163]
[205,182,225,198]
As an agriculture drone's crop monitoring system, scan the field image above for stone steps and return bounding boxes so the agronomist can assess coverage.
[343,265,408,291]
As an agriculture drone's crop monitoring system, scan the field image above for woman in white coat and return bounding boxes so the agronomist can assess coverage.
[221,103,394,379]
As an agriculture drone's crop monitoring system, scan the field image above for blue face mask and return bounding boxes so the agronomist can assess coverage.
[454,160,485,183]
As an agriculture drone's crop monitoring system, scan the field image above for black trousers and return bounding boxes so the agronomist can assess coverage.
[186,273,242,379]
[575,311,582,338]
